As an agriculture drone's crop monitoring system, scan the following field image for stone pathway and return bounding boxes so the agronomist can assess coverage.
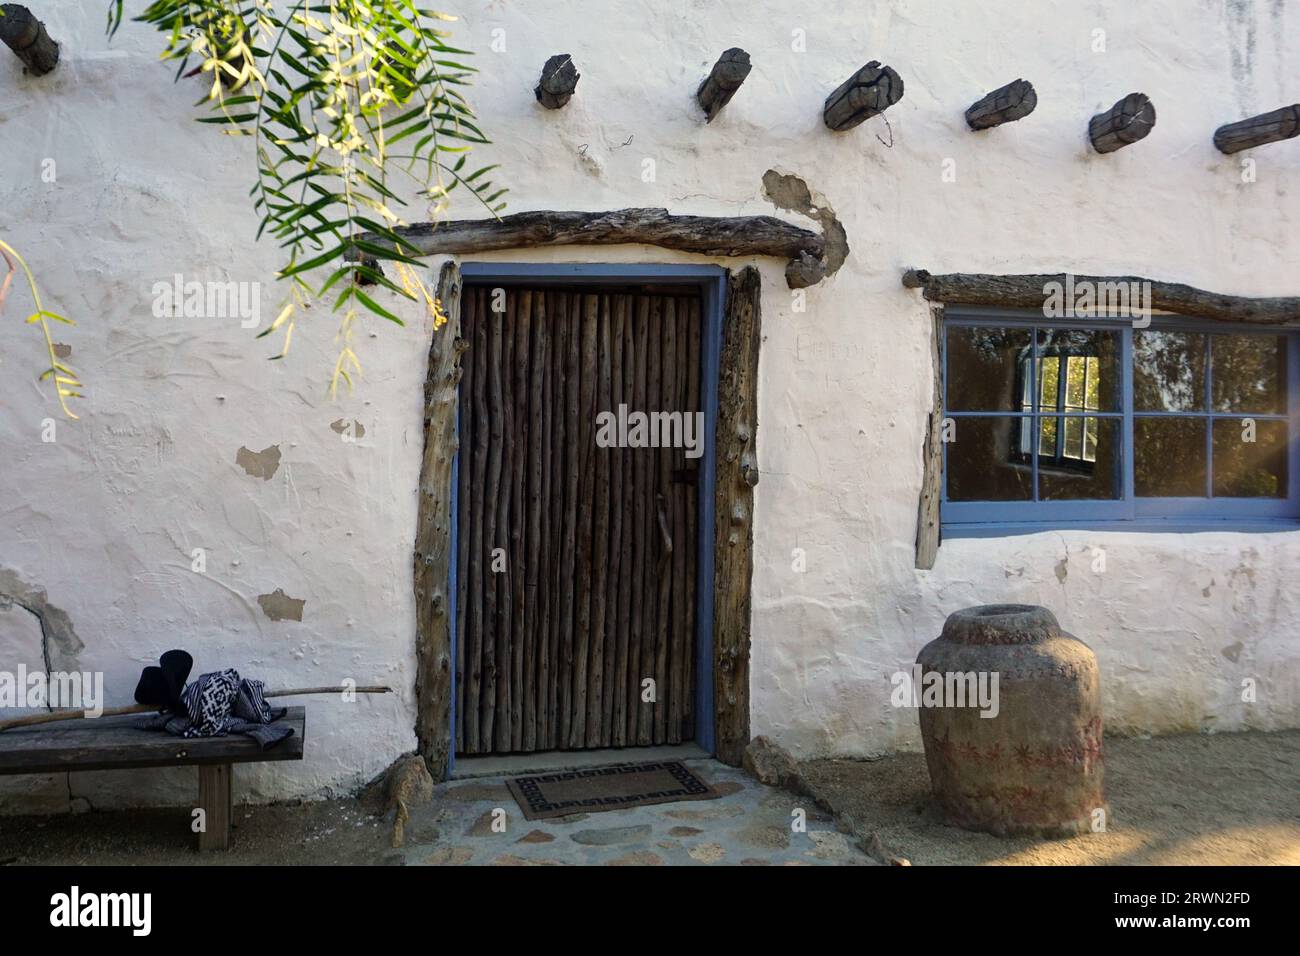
[399,760,875,866]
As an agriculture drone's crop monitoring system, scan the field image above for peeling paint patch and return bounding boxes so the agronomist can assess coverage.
[258,588,305,622]
[1221,642,1244,663]
[0,567,83,672]
[762,168,849,276]
[330,419,366,439]
[236,444,281,480]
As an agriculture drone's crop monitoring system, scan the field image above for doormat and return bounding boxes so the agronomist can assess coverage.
[506,761,720,821]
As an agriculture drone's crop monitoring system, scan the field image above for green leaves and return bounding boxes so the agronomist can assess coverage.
[116,0,505,394]
[0,239,83,419]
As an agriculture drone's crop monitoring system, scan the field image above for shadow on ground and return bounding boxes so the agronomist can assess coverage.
[2,731,1295,865]
[0,760,871,866]
[797,730,1300,865]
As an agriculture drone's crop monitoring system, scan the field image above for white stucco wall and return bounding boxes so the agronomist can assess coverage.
[1,0,1296,812]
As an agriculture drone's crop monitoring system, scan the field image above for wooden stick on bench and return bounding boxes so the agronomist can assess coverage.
[0,685,392,733]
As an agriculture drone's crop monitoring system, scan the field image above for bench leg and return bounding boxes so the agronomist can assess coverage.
[197,763,233,851]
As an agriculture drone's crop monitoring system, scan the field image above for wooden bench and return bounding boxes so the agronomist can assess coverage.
[0,707,305,850]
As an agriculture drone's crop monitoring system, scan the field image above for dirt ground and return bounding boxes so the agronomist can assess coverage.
[0,730,1295,865]
[798,730,1300,865]
[0,760,867,866]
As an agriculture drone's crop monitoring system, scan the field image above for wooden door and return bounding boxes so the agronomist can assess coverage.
[455,286,702,754]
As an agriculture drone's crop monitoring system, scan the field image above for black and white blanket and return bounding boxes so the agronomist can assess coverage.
[137,669,293,750]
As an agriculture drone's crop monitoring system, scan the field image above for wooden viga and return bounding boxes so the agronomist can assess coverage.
[823,61,904,132]
[1089,93,1156,153]
[1214,105,1300,154]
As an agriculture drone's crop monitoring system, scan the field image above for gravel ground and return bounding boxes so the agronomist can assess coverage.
[797,730,1300,866]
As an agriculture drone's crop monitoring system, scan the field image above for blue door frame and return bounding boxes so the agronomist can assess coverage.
[447,262,727,768]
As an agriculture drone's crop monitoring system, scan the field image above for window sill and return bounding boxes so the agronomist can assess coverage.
[941,518,1300,539]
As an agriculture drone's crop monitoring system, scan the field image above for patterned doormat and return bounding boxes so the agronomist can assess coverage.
[506,760,720,820]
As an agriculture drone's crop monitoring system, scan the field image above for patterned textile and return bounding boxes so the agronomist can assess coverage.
[136,669,293,750]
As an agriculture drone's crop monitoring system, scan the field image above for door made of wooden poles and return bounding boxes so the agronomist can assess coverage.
[455,286,702,754]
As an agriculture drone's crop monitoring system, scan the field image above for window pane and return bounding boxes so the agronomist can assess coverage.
[1038,418,1121,500]
[1212,419,1288,497]
[1036,328,1120,411]
[1134,330,1205,411]
[946,417,1033,501]
[1065,356,1086,407]
[1212,335,1287,413]
[947,327,1032,411]
[1038,416,1058,457]
[1038,355,1059,410]
[1135,418,1206,497]
[1063,416,1084,459]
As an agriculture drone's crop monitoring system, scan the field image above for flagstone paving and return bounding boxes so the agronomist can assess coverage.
[399,760,876,866]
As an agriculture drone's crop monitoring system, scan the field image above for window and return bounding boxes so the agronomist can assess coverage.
[942,312,1298,529]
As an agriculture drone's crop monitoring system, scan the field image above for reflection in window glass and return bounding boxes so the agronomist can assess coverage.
[1035,328,1121,411]
[1039,419,1121,500]
[1212,335,1287,414]
[1134,331,1205,411]
[1135,417,1206,497]
[1212,419,1288,497]
[947,417,1033,501]
[943,322,1294,520]
[946,327,1032,412]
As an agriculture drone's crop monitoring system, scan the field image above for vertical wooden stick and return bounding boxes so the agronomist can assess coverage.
[454,283,473,756]
[654,298,677,745]
[523,291,546,752]
[466,288,488,754]
[683,296,701,741]
[558,293,581,749]
[602,294,628,745]
[627,295,651,745]
[570,294,598,747]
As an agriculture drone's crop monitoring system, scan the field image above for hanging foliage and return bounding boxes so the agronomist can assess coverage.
[0,240,83,419]
[108,0,505,394]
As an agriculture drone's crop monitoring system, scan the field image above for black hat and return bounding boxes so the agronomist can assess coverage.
[134,649,193,713]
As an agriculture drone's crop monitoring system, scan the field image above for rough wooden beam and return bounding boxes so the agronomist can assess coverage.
[1214,104,1300,154]
[697,48,751,122]
[902,268,1300,326]
[916,305,943,570]
[413,261,465,781]
[823,61,903,131]
[714,266,760,766]
[0,4,59,76]
[535,53,579,109]
[965,79,1037,131]
[1089,93,1156,153]
[386,208,824,261]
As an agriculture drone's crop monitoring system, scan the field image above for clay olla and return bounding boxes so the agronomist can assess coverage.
[916,604,1106,838]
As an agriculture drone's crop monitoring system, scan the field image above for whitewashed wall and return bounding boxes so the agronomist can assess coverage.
[1,0,1296,811]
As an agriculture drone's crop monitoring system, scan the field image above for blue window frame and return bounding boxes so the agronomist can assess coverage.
[941,307,1300,535]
